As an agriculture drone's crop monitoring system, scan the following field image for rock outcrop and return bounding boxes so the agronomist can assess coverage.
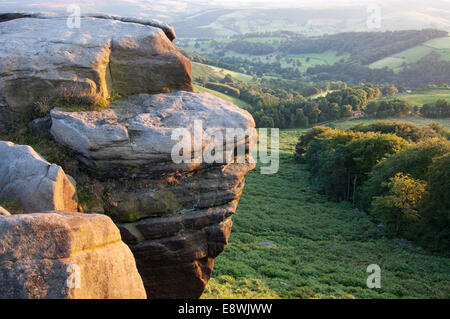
[50,91,256,298]
[0,141,78,213]
[0,211,146,299]
[50,91,255,179]
[0,14,256,299]
[0,15,192,128]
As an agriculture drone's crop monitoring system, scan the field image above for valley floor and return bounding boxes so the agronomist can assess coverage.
[202,128,450,299]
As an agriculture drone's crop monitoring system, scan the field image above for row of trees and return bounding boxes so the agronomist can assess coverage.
[200,75,396,128]
[280,29,448,65]
[295,122,450,252]
[225,41,276,55]
[363,99,414,118]
[420,99,450,118]
[307,52,450,88]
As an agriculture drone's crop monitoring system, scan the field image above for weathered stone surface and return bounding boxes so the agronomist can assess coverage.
[0,141,78,212]
[0,211,146,299]
[50,91,255,178]
[0,12,177,42]
[118,201,235,298]
[0,14,255,298]
[0,206,10,216]
[50,91,256,298]
[0,16,192,124]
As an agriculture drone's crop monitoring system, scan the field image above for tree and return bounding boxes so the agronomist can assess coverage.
[371,173,427,236]
[420,153,450,251]
[340,104,353,118]
[258,115,274,128]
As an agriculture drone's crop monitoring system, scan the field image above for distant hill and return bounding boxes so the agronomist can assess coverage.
[172,2,450,38]
[369,36,450,72]
[178,29,448,79]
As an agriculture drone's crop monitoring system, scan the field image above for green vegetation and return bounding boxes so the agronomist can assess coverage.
[0,199,22,214]
[420,99,450,118]
[330,116,450,131]
[378,88,450,106]
[182,29,450,88]
[191,62,252,82]
[192,63,395,128]
[296,121,450,253]
[183,37,346,73]
[299,127,409,202]
[203,128,450,299]
[193,84,250,109]
[363,99,414,118]
[369,37,450,72]
[349,121,446,142]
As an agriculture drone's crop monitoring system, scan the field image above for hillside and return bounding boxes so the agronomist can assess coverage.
[203,124,450,299]
[191,61,253,82]
[369,36,450,72]
[180,36,350,75]
[377,88,450,106]
[172,2,450,38]
[179,29,450,87]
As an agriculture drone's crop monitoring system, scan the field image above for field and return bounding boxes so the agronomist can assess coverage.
[202,123,450,299]
[377,88,450,106]
[191,62,253,82]
[369,36,450,72]
[193,84,251,109]
[330,116,450,131]
[179,37,349,74]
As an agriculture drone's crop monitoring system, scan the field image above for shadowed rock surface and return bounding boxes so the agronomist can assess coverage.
[0,211,146,299]
[0,141,78,213]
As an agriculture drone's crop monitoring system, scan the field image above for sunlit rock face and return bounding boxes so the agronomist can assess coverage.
[0,211,147,299]
[50,91,257,298]
[0,14,256,299]
[0,15,192,129]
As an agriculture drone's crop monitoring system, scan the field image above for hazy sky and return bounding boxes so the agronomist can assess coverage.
[2,0,448,11]
[1,0,449,11]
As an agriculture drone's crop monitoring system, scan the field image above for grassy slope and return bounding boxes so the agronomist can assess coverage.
[203,127,450,299]
[376,88,450,106]
[369,36,450,72]
[193,84,250,109]
[192,62,253,82]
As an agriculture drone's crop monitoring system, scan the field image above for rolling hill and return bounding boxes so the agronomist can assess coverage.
[369,36,450,72]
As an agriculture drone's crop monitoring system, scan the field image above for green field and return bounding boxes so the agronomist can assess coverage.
[377,88,450,106]
[180,37,349,74]
[192,62,253,82]
[202,125,450,299]
[193,84,251,109]
[330,115,450,131]
[369,36,450,72]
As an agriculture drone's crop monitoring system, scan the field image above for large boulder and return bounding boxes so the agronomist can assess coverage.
[50,91,255,178]
[0,141,78,213]
[50,91,257,298]
[0,211,146,299]
[0,15,192,127]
